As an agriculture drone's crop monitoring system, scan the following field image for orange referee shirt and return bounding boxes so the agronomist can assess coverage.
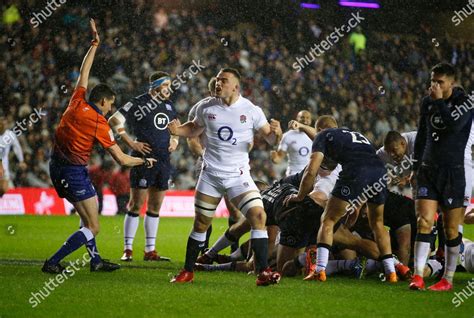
[53,86,116,165]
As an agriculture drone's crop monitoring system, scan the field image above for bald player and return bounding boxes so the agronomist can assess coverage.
[271,110,313,176]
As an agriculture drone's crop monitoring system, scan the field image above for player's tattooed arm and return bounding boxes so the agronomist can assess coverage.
[283,152,323,206]
[75,19,100,90]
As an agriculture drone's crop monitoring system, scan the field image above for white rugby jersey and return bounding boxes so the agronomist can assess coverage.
[278,129,312,176]
[0,129,24,179]
[194,95,267,175]
[313,164,341,198]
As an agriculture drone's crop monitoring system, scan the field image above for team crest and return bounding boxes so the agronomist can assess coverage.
[165,104,172,111]
[341,186,351,196]
[243,182,249,188]
[240,115,247,123]
[208,114,216,120]
[418,187,428,197]
[139,179,147,187]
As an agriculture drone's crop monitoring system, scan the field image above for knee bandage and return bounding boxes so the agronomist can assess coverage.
[237,192,264,216]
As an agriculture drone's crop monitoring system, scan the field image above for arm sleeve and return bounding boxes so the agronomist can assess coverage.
[69,87,87,104]
[376,147,390,164]
[188,104,197,122]
[11,132,24,162]
[118,99,136,122]
[194,103,205,128]
[253,106,268,131]
[95,119,117,149]
[413,100,427,171]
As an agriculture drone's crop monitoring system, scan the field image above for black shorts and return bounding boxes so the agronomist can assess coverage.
[278,197,324,249]
[384,191,416,231]
[130,157,171,190]
[416,164,465,209]
[332,165,387,206]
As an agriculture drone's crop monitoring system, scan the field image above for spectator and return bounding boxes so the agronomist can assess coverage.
[110,166,131,215]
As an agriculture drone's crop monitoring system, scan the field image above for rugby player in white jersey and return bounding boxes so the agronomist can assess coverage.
[168,68,283,285]
[187,77,243,255]
[0,119,27,196]
[271,110,313,176]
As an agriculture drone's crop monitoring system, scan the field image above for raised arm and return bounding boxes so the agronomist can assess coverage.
[289,120,316,140]
[75,19,100,90]
[258,119,282,146]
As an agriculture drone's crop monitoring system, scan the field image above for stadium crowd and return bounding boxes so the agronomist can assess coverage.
[1,1,473,189]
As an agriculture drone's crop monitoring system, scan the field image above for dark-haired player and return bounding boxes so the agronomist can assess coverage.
[410,63,472,291]
[109,71,178,262]
[43,20,156,274]
[284,115,397,283]
[168,68,282,286]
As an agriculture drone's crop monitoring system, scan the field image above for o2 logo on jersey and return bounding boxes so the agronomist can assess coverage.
[217,126,237,145]
[154,113,170,130]
[298,146,309,156]
[430,113,446,130]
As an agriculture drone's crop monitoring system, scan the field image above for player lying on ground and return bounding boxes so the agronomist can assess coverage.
[42,19,156,275]
[168,68,283,286]
[109,70,179,262]
[284,115,398,283]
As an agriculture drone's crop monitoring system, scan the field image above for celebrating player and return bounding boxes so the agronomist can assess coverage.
[42,19,156,274]
[410,63,472,291]
[109,71,178,262]
[271,110,313,176]
[284,115,397,283]
[187,77,242,255]
[168,68,283,286]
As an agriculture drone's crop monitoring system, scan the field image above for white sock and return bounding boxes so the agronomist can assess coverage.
[124,213,139,250]
[316,246,330,272]
[144,213,160,253]
[414,241,431,276]
[208,234,233,257]
[443,241,461,283]
[230,247,244,261]
[382,256,396,275]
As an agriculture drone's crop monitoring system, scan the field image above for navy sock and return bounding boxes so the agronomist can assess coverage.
[49,230,89,264]
[203,224,213,252]
[251,238,268,273]
[85,238,102,265]
[185,236,205,272]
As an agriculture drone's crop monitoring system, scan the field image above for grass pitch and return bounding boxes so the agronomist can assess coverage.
[0,215,473,317]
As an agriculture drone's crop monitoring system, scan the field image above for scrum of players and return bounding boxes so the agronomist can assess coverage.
[40,20,473,290]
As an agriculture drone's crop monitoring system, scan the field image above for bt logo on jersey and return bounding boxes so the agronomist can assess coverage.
[154,113,170,130]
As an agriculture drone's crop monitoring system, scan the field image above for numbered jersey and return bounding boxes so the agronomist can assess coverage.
[118,93,177,157]
[278,130,313,176]
[312,128,383,169]
[193,95,268,175]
